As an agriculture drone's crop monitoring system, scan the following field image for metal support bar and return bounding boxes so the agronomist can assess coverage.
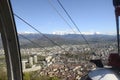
[0,0,23,80]
[115,12,120,54]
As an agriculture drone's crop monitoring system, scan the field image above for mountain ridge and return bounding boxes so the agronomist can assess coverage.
[17,33,116,48]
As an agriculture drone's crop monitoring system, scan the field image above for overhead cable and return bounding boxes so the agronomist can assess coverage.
[48,0,77,33]
[14,13,69,54]
[57,0,90,48]
[18,34,43,48]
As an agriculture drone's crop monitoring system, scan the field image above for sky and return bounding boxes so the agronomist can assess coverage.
[11,0,116,35]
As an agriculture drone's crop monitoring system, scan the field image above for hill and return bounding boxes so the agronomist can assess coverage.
[17,33,116,48]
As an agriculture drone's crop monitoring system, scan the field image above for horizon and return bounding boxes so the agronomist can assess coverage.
[18,31,117,35]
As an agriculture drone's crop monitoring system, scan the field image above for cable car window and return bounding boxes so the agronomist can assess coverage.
[10,0,119,80]
[0,34,8,80]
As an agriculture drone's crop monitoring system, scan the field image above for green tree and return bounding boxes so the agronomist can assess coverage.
[23,72,30,80]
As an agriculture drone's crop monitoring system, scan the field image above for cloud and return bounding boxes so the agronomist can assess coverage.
[52,30,102,35]
[19,31,37,34]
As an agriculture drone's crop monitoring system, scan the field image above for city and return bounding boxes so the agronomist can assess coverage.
[0,41,116,80]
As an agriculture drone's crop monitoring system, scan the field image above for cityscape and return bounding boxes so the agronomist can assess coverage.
[0,34,117,80]
[0,0,119,80]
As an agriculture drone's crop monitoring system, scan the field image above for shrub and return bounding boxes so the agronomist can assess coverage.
[23,72,30,80]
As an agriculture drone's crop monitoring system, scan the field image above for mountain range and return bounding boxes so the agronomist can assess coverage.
[16,33,116,48]
[0,33,116,49]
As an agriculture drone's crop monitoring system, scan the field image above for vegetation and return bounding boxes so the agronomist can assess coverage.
[37,55,45,61]
[26,63,32,68]
[23,72,30,80]
[0,67,7,80]
[23,72,60,80]
[21,54,29,59]
[0,70,60,80]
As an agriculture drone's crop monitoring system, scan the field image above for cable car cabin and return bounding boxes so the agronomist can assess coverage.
[1,0,120,80]
[108,53,120,68]
[80,54,120,80]
[81,68,120,80]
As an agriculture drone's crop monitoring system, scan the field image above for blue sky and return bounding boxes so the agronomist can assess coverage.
[11,0,116,34]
